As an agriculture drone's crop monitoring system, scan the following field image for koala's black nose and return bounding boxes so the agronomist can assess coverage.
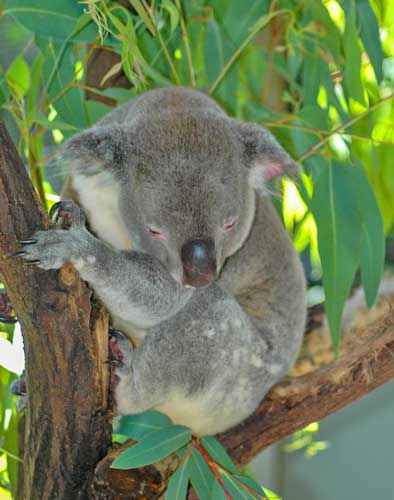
[181,238,217,288]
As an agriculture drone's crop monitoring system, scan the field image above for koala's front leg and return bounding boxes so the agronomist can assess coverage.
[19,201,191,327]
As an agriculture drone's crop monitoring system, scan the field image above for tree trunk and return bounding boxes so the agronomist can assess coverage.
[0,123,112,500]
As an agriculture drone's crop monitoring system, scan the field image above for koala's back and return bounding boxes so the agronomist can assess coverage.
[98,87,225,127]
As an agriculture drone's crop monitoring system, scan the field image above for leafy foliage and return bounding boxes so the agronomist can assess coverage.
[0,0,393,496]
[113,410,278,499]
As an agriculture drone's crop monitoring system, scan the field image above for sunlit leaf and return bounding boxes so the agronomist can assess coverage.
[342,0,366,105]
[356,0,384,82]
[311,162,384,350]
[5,54,30,99]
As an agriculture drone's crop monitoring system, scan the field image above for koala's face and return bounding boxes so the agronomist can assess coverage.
[121,114,256,288]
[65,93,297,289]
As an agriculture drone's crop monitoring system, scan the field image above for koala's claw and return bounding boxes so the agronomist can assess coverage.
[49,200,86,229]
[16,239,38,245]
[108,328,133,386]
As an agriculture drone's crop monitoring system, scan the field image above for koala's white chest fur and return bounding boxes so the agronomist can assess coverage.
[72,173,132,250]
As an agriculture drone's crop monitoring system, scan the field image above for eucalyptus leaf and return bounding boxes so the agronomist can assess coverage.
[200,436,238,474]
[6,0,96,41]
[311,162,384,350]
[311,163,360,350]
[165,460,190,500]
[187,448,216,499]
[111,425,192,469]
[5,54,30,99]
[356,0,384,82]
[220,472,256,500]
[116,410,173,441]
[342,0,366,105]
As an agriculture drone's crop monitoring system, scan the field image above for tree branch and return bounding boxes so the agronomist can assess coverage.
[0,122,112,500]
[92,298,394,497]
[219,301,394,465]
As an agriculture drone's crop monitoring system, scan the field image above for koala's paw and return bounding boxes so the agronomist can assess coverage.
[17,229,85,270]
[108,329,133,386]
[49,200,86,229]
[10,374,28,413]
[8,200,90,271]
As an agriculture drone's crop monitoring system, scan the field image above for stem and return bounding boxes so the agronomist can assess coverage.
[174,0,196,86]
[0,447,23,463]
[194,440,233,500]
[297,92,394,162]
[141,0,181,85]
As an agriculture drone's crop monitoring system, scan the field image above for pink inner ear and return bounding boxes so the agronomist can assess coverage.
[264,161,285,180]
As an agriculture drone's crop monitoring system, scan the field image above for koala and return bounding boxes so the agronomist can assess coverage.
[20,87,306,436]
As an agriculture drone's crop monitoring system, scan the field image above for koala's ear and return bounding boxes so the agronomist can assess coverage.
[61,125,130,177]
[232,121,299,190]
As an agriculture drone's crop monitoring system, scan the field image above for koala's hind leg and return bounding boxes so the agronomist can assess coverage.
[109,285,275,436]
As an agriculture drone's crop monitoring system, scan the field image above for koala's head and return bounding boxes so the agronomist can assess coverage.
[64,107,297,289]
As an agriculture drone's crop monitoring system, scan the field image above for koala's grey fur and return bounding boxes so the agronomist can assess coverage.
[23,87,306,435]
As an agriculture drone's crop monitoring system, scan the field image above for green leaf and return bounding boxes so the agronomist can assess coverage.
[25,52,44,117]
[116,410,173,441]
[356,0,384,82]
[39,40,88,132]
[3,411,19,497]
[5,54,30,99]
[302,47,328,106]
[353,170,385,307]
[187,448,216,499]
[165,461,190,500]
[6,0,96,41]
[31,112,80,132]
[311,162,384,350]
[311,163,360,349]
[212,479,230,500]
[204,14,225,87]
[234,474,277,499]
[128,0,156,36]
[111,425,192,469]
[342,0,366,105]
[220,472,256,500]
[200,436,238,474]
[162,0,180,35]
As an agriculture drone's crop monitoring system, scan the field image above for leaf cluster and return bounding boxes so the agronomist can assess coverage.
[112,410,281,500]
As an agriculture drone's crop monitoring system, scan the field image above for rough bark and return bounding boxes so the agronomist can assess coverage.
[0,122,112,500]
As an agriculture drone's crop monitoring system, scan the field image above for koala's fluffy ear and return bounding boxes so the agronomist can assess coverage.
[232,121,299,191]
[61,125,130,177]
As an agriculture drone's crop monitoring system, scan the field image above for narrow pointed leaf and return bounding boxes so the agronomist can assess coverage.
[116,410,173,441]
[311,163,360,350]
[352,169,385,307]
[200,436,238,474]
[221,472,256,499]
[111,425,192,469]
[6,0,96,41]
[187,448,216,499]
[356,0,384,82]
[165,461,190,500]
